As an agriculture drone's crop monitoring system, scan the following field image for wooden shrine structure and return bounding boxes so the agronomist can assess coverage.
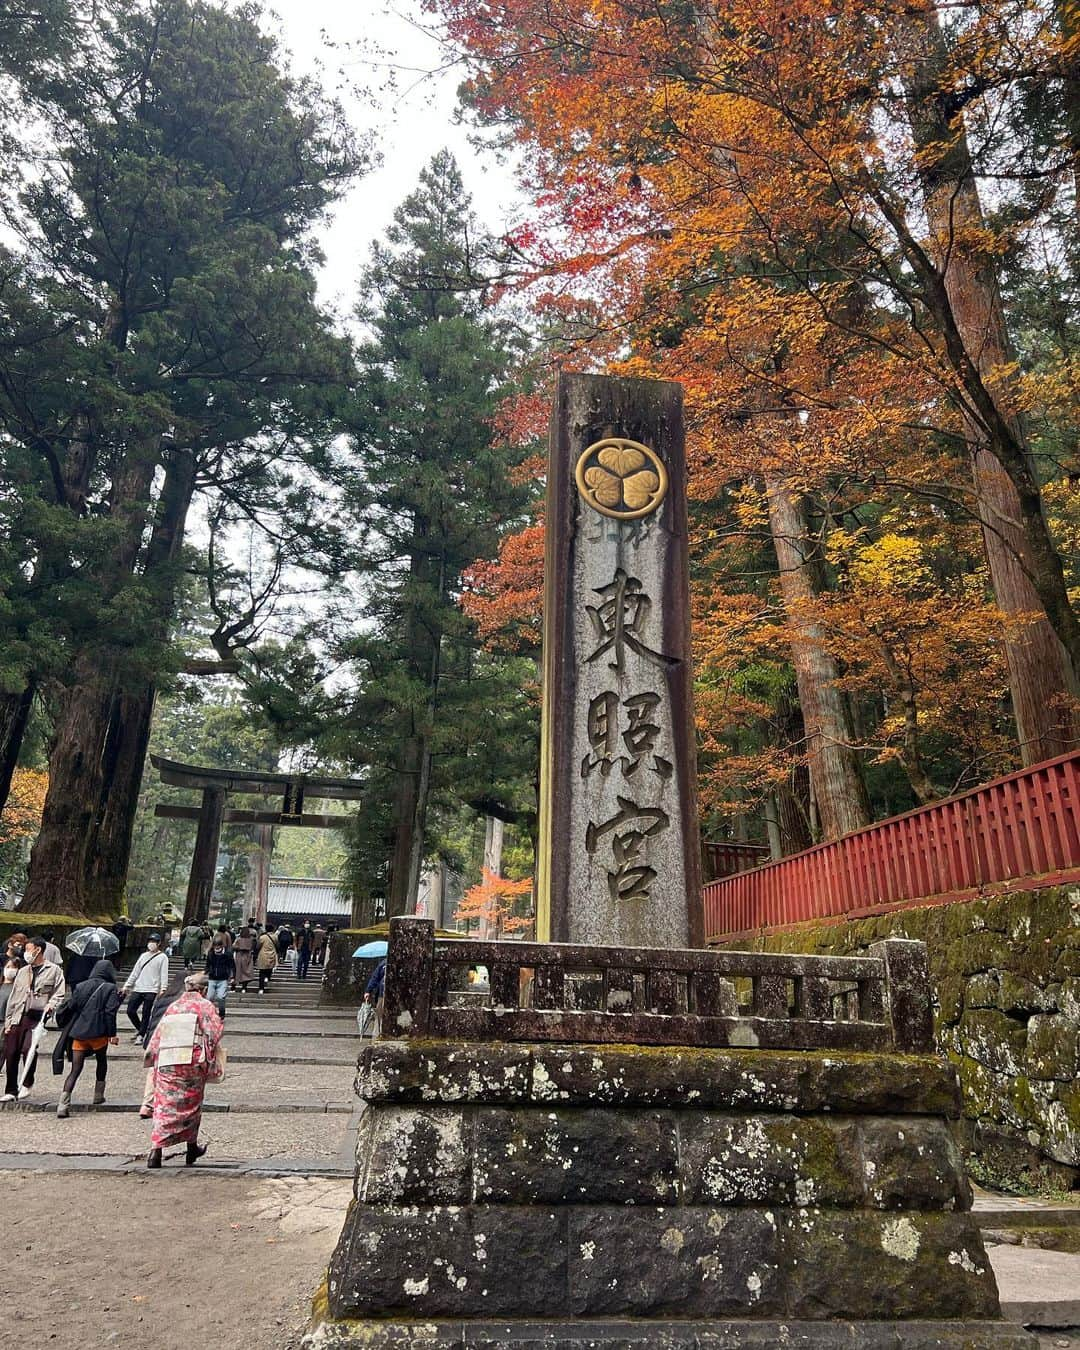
[150,754,363,925]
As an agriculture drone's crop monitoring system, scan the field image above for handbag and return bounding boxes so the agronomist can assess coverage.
[50,995,75,1029]
[206,1042,227,1084]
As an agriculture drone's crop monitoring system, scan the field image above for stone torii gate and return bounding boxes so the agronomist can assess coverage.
[150,754,364,925]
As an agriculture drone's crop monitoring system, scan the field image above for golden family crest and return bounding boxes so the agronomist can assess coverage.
[574,437,668,520]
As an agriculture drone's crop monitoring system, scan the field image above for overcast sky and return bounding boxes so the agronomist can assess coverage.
[267,0,525,313]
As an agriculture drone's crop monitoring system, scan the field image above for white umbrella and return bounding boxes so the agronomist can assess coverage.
[64,926,121,957]
[16,1017,46,1093]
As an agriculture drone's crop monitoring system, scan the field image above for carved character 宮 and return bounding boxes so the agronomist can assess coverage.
[585,795,671,904]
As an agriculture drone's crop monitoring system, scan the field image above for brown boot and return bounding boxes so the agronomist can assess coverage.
[92,1079,106,1106]
[185,1140,207,1166]
[146,1147,162,1169]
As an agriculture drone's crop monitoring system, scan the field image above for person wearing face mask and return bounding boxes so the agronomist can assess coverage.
[1,934,65,1101]
[120,935,170,1045]
[204,936,234,1018]
[0,950,23,1025]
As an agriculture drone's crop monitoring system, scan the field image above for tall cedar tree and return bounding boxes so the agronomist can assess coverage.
[0,0,359,915]
[0,0,74,802]
[340,152,532,922]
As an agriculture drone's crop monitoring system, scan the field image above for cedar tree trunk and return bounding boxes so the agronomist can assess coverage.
[243,823,275,926]
[23,436,160,915]
[82,449,196,913]
[894,6,1080,763]
[766,473,873,839]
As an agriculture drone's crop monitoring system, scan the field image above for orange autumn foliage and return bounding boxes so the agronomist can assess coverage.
[454,867,534,939]
[462,521,545,656]
[437,0,1078,839]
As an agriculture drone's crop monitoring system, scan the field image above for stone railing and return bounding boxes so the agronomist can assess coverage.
[382,917,933,1053]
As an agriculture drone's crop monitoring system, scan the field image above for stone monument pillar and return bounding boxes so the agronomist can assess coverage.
[537,372,702,948]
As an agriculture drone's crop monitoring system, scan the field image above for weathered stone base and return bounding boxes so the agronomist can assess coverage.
[317,1041,1035,1347]
[306,1317,1036,1348]
[329,1203,999,1322]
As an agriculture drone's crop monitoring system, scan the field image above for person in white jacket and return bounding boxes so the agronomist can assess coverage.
[121,934,169,1045]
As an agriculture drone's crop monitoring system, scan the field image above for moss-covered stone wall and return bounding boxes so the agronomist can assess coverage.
[0,911,111,946]
[0,912,160,972]
[321,929,383,1006]
[714,885,1080,1194]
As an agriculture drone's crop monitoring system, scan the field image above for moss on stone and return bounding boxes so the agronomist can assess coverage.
[715,885,1080,1194]
[963,972,999,1011]
[933,975,962,1025]
[1026,1015,1080,1080]
[1009,1074,1037,1124]
[1058,1081,1080,1133]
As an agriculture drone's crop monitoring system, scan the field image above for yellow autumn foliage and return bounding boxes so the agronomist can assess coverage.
[0,768,47,846]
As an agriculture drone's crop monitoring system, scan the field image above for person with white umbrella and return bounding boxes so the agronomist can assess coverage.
[1,935,65,1101]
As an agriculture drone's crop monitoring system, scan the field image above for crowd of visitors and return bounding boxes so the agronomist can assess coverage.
[0,913,335,1167]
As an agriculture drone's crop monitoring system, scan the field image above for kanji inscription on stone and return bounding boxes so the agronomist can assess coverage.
[537,373,703,948]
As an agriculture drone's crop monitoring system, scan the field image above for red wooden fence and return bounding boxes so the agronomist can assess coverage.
[704,841,770,881]
[704,750,1080,940]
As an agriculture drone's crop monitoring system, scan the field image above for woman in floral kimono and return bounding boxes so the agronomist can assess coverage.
[144,970,223,1169]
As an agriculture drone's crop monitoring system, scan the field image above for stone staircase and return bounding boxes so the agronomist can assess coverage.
[117,946,328,1009]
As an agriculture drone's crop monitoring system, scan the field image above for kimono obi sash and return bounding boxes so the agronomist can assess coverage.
[157,1011,198,1067]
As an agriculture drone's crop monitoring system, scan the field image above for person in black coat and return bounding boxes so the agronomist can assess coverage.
[53,960,121,1118]
[204,939,235,1018]
[65,950,97,991]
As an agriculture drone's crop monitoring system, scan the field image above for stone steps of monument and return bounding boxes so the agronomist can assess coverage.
[976,1195,1080,1255]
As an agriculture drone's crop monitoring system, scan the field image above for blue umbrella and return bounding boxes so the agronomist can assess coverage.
[352,940,388,958]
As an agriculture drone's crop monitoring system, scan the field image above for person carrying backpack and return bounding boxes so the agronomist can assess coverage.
[54,960,121,1117]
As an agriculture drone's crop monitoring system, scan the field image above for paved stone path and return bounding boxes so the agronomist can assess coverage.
[0,959,365,1174]
[0,959,363,1347]
[0,1168,353,1349]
